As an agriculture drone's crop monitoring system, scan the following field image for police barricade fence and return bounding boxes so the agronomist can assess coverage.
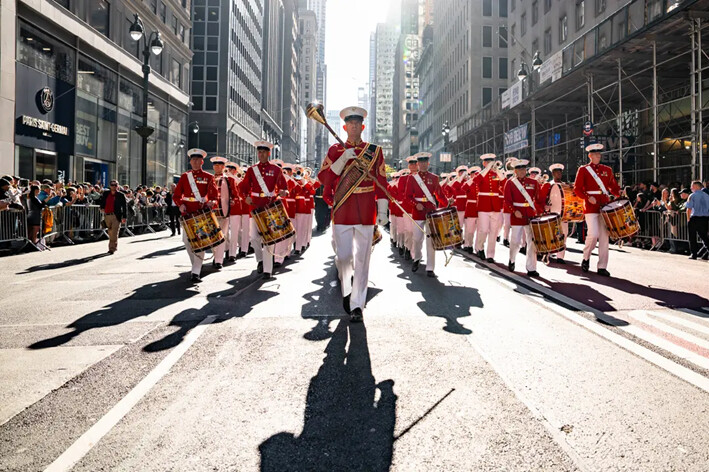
[0,208,29,251]
[632,209,664,249]
[125,205,169,235]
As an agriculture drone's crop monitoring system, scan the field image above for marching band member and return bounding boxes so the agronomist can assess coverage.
[305,169,319,249]
[574,141,621,276]
[317,106,388,322]
[210,156,239,268]
[294,165,311,255]
[398,157,419,259]
[274,163,297,265]
[543,163,568,263]
[504,159,542,276]
[395,169,411,253]
[225,162,248,261]
[387,171,402,247]
[173,148,219,283]
[501,161,516,247]
[473,153,504,262]
[404,152,450,277]
[451,166,468,232]
[462,166,481,253]
[239,141,289,280]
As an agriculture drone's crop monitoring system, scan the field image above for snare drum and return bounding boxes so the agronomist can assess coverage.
[372,225,382,247]
[426,207,463,250]
[601,199,640,241]
[181,209,225,253]
[529,213,566,255]
[561,184,585,222]
[251,200,295,246]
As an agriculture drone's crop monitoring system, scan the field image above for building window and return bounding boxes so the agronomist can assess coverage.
[544,0,552,13]
[179,24,186,43]
[511,58,516,78]
[511,24,516,45]
[151,0,157,14]
[576,1,585,30]
[499,88,507,97]
[559,15,568,43]
[483,0,492,16]
[499,26,508,48]
[544,28,552,55]
[88,0,110,37]
[172,15,178,34]
[532,1,538,25]
[521,12,526,36]
[499,0,508,18]
[159,1,167,23]
[482,57,492,78]
[482,87,492,107]
[595,0,606,15]
[511,0,515,12]
[499,57,508,79]
[482,25,492,47]
[171,59,181,86]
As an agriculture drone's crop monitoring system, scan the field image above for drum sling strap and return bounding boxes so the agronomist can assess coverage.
[413,173,437,209]
[252,166,275,198]
[331,143,378,217]
[186,171,205,204]
[585,166,609,196]
[511,177,537,210]
[217,175,231,218]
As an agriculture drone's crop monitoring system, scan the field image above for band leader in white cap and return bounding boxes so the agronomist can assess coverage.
[317,106,388,322]
[544,163,569,263]
[472,153,505,262]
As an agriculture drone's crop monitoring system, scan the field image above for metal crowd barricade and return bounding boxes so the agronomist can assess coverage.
[0,208,29,252]
[60,205,107,244]
[40,206,65,245]
[633,210,664,250]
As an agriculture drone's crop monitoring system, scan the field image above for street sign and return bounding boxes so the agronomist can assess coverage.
[440,152,452,163]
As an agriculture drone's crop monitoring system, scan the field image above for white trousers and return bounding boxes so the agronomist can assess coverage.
[412,219,435,271]
[457,211,465,237]
[227,215,242,255]
[583,213,609,269]
[403,216,414,251]
[239,214,251,253]
[182,231,205,275]
[503,213,512,240]
[464,217,477,247]
[333,224,374,311]
[554,222,569,259]
[295,213,309,250]
[390,214,398,242]
[274,236,292,264]
[510,225,537,271]
[395,216,406,247]
[307,210,314,244]
[213,217,230,263]
[475,211,502,258]
[250,219,273,274]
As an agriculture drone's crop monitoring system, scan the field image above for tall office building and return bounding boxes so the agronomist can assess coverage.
[190,0,263,167]
[298,8,318,167]
[3,0,192,186]
[306,0,328,163]
[372,22,398,162]
[357,86,370,142]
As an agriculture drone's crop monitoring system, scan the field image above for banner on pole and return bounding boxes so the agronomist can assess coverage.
[504,123,529,154]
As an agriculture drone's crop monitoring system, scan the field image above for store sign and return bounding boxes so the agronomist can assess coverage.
[539,50,563,84]
[502,81,523,109]
[504,123,529,153]
[21,115,69,136]
[440,152,452,163]
[39,87,54,112]
[75,117,95,155]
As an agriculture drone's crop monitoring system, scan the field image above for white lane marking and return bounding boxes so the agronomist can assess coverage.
[537,299,709,394]
[43,314,218,472]
[618,323,709,371]
[643,310,709,338]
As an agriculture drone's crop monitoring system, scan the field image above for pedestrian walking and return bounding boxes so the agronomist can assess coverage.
[685,181,709,260]
[98,180,127,254]
[164,183,181,236]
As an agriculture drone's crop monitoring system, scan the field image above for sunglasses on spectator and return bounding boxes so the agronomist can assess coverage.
[110,183,118,187]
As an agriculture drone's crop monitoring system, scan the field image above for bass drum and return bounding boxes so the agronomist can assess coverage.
[530,213,566,255]
[561,184,585,222]
[251,200,295,246]
[426,207,463,250]
[181,209,225,253]
[601,199,640,241]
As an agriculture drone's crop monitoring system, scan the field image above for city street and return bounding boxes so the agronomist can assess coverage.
[1,226,708,471]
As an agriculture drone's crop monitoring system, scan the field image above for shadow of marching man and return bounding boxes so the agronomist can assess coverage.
[259,319,397,472]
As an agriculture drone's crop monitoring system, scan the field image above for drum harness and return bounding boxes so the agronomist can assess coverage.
[252,165,294,260]
[413,173,455,266]
[512,177,557,264]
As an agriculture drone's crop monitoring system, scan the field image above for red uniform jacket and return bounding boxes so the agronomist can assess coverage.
[397,174,414,214]
[573,163,621,214]
[238,161,289,211]
[404,171,448,220]
[473,170,504,212]
[504,177,541,226]
[442,180,454,199]
[499,177,509,213]
[451,179,467,212]
[307,180,320,212]
[464,178,479,218]
[539,181,552,211]
[173,169,219,215]
[295,180,311,214]
[234,178,250,215]
[214,173,240,218]
[388,180,403,217]
[317,140,387,226]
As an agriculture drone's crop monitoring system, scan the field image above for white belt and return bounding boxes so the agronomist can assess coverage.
[478,192,499,196]
[295,196,305,199]
[467,200,477,203]
[251,192,273,197]
[180,197,203,202]
[414,198,430,203]
[513,202,531,207]
[586,191,602,195]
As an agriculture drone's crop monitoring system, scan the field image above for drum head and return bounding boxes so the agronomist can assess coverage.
[602,199,628,211]
[427,207,456,218]
[531,213,560,223]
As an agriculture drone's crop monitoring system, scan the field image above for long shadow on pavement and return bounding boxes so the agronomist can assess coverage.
[259,319,396,472]
[16,253,110,274]
[138,245,184,260]
[390,247,481,334]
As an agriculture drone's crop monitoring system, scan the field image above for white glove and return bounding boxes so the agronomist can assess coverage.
[376,198,389,226]
[330,148,357,175]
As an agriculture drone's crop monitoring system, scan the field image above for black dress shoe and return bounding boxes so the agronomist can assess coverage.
[426,270,436,277]
[527,270,540,277]
[486,257,494,263]
[689,255,698,260]
[412,259,420,272]
[274,261,283,268]
[597,268,611,277]
[496,236,500,242]
[224,251,230,260]
[555,258,565,264]
[294,249,301,256]
[228,256,236,263]
[350,308,363,323]
[581,259,590,272]
[398,247,404,256]
[520,247,527,255]
[262,272,272,280]
[405,249,412,261]
[257,261,264,274]
[503,239,510,247]
[214,262,223,270]
[247,247,255,254]
[190,273,202,283]
[466,247,473,254]
[237,251,247,259]
[477,250,486,259]
[508,261,515,271]
[343,294,351,314]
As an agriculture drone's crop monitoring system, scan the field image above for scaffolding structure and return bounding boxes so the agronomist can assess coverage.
[448,0,709,186]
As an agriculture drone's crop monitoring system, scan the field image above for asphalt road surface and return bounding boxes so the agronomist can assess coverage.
[1,225,708,471]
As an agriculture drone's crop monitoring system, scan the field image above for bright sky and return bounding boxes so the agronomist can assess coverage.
[324,0,398,113]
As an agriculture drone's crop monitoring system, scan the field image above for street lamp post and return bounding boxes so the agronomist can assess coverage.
[129,14,164,185]
[441,121,451,172]
[517,51,543,166]
[187,121,200,149]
